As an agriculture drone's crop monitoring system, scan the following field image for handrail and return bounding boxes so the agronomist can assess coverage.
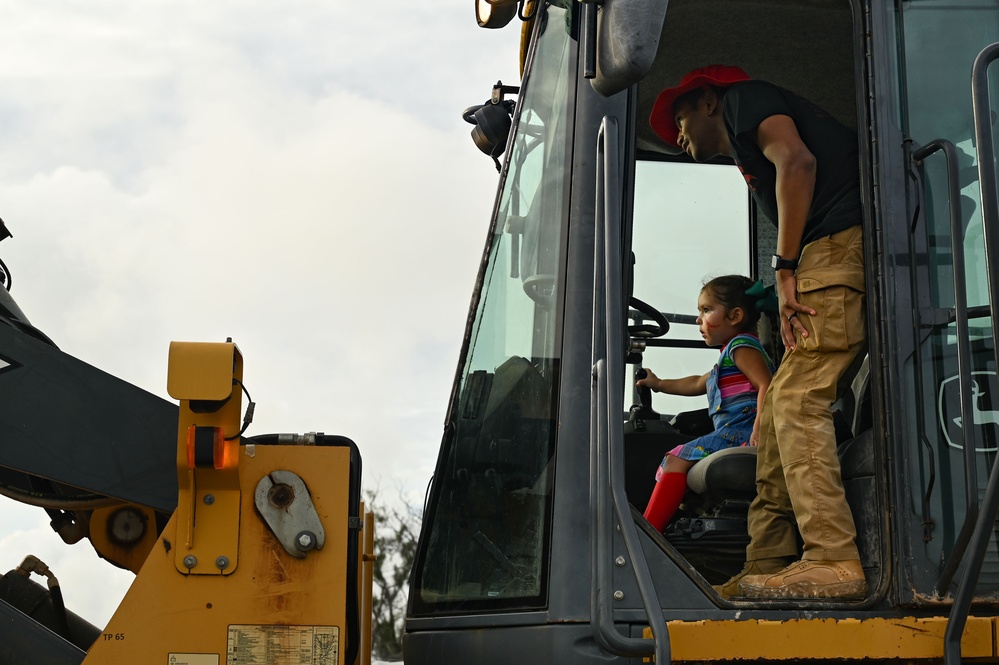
[944,41,999,665]
[910,139,978,597]
[590,115,670,663]
[905,140,941,546]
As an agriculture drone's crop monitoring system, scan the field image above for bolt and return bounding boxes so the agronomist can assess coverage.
[268,483,295,509]
[296,531,316,551]
[108,507,146,546]
[203,494,215,505]
[613,590,625,601]
[183,555,198,569]
[215,556,230,570]
[615,556,626,567]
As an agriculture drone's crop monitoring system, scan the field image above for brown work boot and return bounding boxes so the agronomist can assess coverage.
[738,559,867,599]
[712,557,795,599]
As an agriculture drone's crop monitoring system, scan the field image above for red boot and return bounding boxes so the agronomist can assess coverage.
[643,472,687,532]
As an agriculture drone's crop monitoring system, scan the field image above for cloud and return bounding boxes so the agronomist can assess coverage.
[4,83,490,480]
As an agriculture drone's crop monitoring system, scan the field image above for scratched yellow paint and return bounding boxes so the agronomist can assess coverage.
[82,445,352,663]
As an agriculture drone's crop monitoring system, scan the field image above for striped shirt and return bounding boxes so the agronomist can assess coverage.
[707,333,774,428]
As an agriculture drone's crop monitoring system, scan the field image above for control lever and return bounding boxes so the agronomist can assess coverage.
[636,368,653,411]
[628,368,660,430]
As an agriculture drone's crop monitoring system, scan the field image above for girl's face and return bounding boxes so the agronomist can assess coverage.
[695,289,742,347]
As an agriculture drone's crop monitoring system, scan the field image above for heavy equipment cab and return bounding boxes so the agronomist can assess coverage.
[407,1,999,663]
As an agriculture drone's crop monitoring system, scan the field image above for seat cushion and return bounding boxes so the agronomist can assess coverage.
[687,446,757,495]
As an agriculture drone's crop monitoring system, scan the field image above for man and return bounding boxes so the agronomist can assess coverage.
[649,65,867,599]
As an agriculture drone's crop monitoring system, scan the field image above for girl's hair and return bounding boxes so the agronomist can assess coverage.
[701,274,782,358]
[701,275,761,332]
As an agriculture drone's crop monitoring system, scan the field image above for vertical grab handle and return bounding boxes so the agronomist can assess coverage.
[591,115,670,664]
[944,41,999,665]
[910,139,978,596]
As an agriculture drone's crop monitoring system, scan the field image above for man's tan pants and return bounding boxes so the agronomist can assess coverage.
[746,224,866,562]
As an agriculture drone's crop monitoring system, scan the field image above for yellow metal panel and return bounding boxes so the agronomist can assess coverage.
[171,341,244,575]
[167,341,239,400]
[173,467,242,575]
[82,445,352,663]
[642,616,995,661]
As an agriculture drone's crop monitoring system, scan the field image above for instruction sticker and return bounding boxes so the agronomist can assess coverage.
[227,625,339,665]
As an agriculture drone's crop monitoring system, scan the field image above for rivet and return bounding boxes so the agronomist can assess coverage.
[215,556,230,570]
[203,494,215,505]
[613,590,625,601]
[183,555,197,569]
[615,556,626,567]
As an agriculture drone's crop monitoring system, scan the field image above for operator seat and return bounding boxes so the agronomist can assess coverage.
[623,403,756,512]
[687,445,757,498]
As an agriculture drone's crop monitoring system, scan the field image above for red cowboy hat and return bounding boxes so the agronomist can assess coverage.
[649,64,750,146]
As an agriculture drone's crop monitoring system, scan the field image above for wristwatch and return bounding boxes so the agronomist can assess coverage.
[771,254,799,271]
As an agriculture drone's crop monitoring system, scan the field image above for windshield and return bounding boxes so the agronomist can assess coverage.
[411,4,574,615]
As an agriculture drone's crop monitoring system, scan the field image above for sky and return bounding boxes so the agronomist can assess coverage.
[0,0,522,629]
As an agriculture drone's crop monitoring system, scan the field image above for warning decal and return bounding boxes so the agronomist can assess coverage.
[227,624,339,665]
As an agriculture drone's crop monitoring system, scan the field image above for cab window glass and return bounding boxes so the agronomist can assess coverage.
[412,5,573,614]
[630,160,750,416]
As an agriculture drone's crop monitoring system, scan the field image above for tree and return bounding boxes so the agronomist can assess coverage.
[366,489,421,661]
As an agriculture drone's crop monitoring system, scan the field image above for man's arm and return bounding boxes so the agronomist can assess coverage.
[756,114,818,350]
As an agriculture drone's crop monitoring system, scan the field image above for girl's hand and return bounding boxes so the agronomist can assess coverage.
[775,270,816,351]
[636,368,660,392]
[749,422,760,447]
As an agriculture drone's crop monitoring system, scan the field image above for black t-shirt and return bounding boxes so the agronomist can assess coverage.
[722,80,862,249]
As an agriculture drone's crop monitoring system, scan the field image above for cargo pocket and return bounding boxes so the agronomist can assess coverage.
[797,282,865,354]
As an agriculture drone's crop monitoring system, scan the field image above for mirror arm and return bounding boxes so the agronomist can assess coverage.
[579,0,604,79]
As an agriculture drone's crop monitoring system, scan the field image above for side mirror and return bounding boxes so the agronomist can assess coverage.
[589,0,669,97]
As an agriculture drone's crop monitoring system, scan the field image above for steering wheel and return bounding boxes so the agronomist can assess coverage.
[628,297,670,338]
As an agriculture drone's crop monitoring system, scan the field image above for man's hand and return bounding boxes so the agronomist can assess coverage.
[776,270,816,350]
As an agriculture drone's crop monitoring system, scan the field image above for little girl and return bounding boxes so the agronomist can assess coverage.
[637,274,777,532]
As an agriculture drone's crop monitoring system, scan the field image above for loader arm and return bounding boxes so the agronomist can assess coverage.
[0,294,178,514]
